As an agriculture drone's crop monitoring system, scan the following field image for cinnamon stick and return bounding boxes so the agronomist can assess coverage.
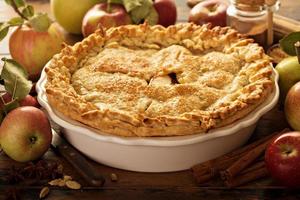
[192,151,248,183]
[240,160,265,175]
[220,160,265,181]
[224,162,268,188]
[222,140,269,178]
[223,128,289,179]
[192,128,290,184]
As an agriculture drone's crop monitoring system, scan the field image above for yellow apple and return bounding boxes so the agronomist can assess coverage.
[51,0,100,34]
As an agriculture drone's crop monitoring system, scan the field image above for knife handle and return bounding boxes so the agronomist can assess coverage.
[52,143,105,187]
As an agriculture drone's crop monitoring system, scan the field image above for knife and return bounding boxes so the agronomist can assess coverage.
[51,129,105,187]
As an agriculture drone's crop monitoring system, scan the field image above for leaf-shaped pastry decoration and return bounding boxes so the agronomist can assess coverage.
[0,58,32,100]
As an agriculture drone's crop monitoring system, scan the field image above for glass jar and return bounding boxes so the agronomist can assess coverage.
[227,0,280,48]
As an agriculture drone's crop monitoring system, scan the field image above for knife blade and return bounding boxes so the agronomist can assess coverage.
[51,129,105,187]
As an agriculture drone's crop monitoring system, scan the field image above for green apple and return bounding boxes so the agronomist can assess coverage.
[9,23,65,81]
[275,56,300,100]
[0,106,52,162]
[51,0,100,34]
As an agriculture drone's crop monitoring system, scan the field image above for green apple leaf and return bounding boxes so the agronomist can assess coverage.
[8,17,24,26]
[130,0,153,24]
[5,0,25,8]
[145,7,159,25]
[3,98,19,114]
[28,13,52,32]
[280,32,300,56]
[0,23,9,42]
[22,5,34,18]
[123,0,143,12]
[0,58,32,100]
[108,0,123,4]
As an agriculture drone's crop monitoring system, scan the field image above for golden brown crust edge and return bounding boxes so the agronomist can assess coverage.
[45,23,274,137]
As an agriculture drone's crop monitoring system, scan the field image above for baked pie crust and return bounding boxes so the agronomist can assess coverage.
[45,23,274,137]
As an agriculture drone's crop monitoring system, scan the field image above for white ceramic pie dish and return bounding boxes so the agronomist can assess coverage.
[36,64,279,172]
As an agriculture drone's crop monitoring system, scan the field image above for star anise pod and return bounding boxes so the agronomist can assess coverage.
[20,162,35,179]
[6,166,25,184]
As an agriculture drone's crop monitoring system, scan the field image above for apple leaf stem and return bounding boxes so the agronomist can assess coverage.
[10,0,28,20]
[295,41,300,64]
[0,95,5,106]
[12,75,18,100]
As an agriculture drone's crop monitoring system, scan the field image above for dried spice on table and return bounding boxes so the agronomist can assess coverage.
[3,160,64,185]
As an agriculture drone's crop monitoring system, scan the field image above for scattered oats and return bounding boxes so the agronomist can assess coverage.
[63,175,72,181]
[66,180,81,190]
[110,173,118,182]
[39,187,50,199]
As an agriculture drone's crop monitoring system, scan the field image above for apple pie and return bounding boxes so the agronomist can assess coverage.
[45,23,274,137]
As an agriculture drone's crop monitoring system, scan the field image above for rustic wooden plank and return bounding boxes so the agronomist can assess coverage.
[1,185,300,200]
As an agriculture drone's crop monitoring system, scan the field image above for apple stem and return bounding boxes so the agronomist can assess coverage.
[295,41,300,64]
[11,0,28,20]
[107,0,112,13]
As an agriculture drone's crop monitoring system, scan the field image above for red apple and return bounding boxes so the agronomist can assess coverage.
[9,23,65,81]
[153,0,177,27]
[265,131,300,187]
[285,81,300,131]
[188,0,229,27]
[82,3,132,37]
[19,95,40,108]
[0,106,52,162]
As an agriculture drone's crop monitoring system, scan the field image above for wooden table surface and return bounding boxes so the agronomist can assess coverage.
[1,0,300,199]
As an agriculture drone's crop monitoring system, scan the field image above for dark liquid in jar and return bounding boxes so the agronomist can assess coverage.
[249,30,268,50]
